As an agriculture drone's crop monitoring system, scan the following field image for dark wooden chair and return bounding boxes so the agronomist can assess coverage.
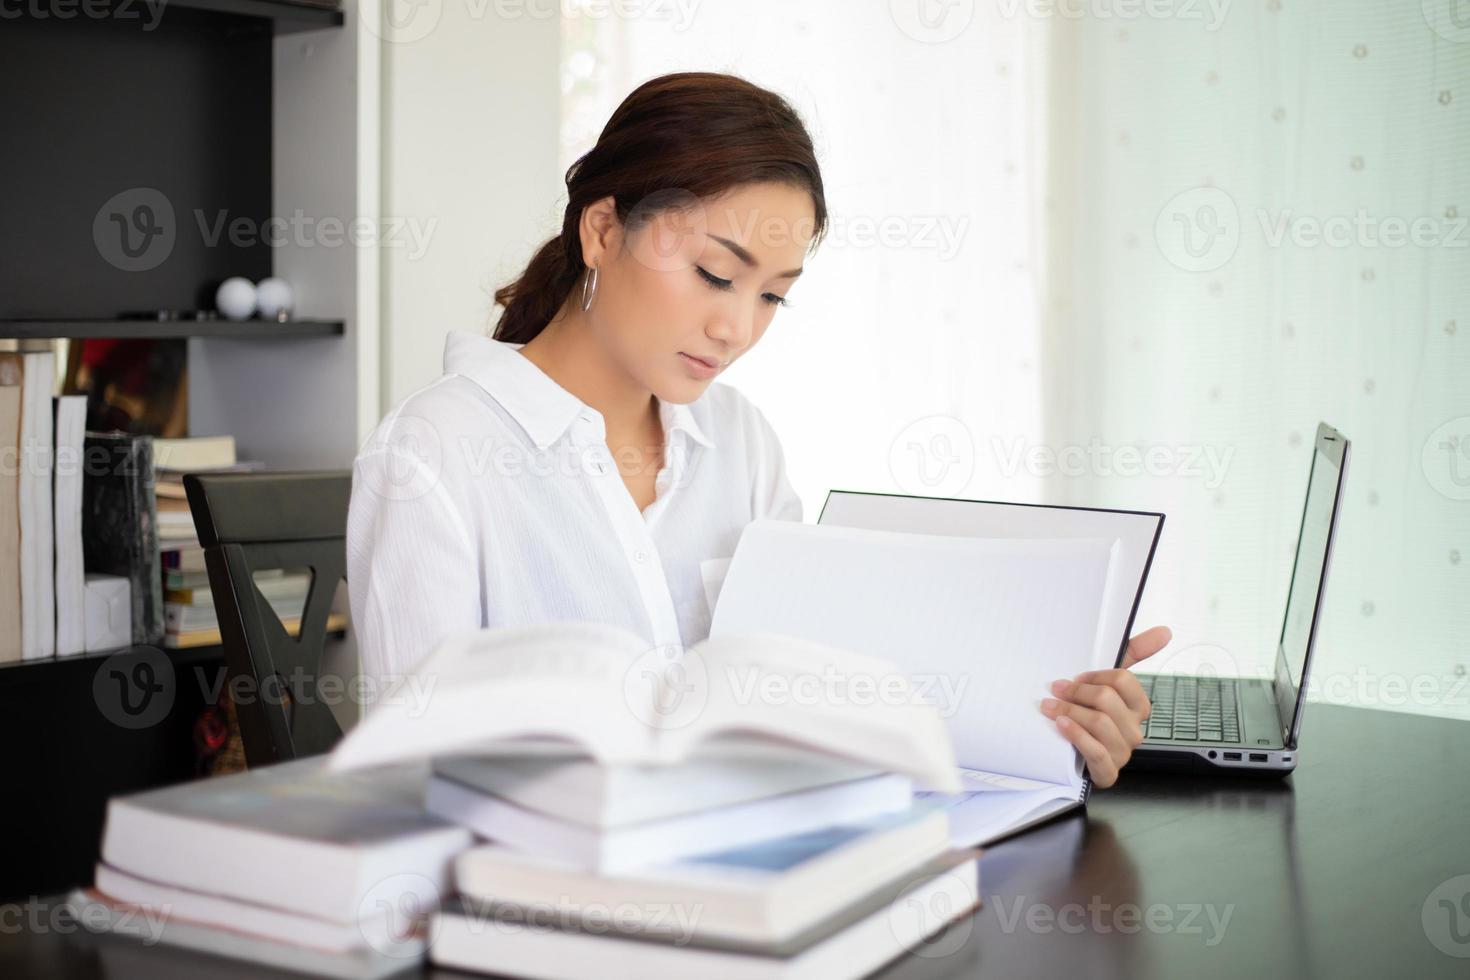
[183,471,351,767]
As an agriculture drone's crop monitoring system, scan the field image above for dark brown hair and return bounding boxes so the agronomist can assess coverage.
[492,72,829,345]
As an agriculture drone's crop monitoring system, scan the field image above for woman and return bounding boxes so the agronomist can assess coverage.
[347,71,1169,788]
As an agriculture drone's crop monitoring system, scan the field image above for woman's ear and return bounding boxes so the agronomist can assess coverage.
[578,195,622,268]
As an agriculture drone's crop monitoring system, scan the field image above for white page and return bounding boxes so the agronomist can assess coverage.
[917,786,1078,847]
[709,520,1117,785]
[818,491,1162,670]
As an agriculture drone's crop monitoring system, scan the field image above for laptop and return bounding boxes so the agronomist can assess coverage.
[1132,421,1350,775]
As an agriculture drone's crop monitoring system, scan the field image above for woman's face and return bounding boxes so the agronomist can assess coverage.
[584,181,816,404]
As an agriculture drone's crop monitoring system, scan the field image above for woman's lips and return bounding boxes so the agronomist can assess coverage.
[678,351,721,379]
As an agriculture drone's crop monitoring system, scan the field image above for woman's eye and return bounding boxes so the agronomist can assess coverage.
[696,267,790,308]
[696,267,734,291]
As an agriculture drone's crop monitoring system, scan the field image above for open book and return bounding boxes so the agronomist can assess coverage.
[708,518,1157,847]
[328,621,963,794]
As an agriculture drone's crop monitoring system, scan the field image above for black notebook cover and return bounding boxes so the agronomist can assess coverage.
[81,432,163,646]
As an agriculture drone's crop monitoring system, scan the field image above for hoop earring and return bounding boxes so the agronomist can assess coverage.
[580,264,599,312]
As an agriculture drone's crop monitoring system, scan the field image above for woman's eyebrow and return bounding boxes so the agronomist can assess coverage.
[709,234,804,279]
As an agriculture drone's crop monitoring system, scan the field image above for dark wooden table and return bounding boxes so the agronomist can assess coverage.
[3,704,1468,979]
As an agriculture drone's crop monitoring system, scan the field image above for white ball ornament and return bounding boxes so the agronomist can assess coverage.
[215,277,257,321]
[255,277,295,320]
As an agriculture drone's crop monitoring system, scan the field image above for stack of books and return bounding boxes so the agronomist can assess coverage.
[326,622,982,978]
[64,758,472,979]
[150,436,352,647]
[0,347,78,660]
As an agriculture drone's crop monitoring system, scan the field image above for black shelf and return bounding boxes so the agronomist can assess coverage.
[0,629,348,685]
[0,318,345,340]
[164,0,344,33]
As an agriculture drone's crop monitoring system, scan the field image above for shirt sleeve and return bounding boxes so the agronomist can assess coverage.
[749,402,804,524]
[346,445,482,692]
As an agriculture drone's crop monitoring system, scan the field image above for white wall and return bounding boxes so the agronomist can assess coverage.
[379,1,564,411]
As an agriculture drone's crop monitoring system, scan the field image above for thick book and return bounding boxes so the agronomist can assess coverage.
[1,350,57,659]
[52,395,88,656]
[151,434,236,472]
[453,801,952,945]
[100,756,472,923]
[708,517,1157,847]
[431,743,880,828]
[0,366,21,663]
[65,883,423,980]
[79,861,422,957]
[327,620,963,794]
[430,848,981,980]
[425,770,913,873]
[81,432,163,646]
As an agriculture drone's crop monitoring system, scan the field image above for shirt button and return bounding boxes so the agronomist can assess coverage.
[633,549,648,563]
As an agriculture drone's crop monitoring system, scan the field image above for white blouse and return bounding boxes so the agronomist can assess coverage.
[346,328,804,683]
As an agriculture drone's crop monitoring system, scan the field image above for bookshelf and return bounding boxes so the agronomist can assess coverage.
[0,319,345,340]
[0,0,377,901]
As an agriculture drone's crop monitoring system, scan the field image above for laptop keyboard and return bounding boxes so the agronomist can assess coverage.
[1138,675,1242,743]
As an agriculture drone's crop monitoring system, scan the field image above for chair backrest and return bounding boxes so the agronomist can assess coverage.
[183,471,351,767]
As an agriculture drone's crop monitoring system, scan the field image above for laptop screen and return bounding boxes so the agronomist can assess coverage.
[1275,427,1349,741]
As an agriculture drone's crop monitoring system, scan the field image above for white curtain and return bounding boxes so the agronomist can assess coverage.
[561,1,1470,721]
[1042,3,1470,720]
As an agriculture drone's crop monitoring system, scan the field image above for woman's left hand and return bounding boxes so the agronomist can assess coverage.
[1039,625,1172,788]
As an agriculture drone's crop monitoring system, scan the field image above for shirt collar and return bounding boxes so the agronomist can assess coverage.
[443,330,716,451]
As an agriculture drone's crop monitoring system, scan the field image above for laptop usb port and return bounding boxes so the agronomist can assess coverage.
[1249,753,1268,762]
[1223,752,1241,761]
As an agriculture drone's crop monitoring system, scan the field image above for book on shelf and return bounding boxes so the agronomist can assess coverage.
[162,611,348,649]
[151,434,237,473]
[164,567,308,607]
[0,366,21,663]
[1,349,56,660]
[53,396,87,656]
[81,432,163,646]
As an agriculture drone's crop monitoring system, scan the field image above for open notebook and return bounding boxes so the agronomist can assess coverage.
[709,506,1161,847]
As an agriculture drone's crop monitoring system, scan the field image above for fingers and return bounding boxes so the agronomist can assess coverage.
[1041,696,1132,774]
[1056,714,1119,788]
[1069,668,1152,720]
[1121,624,1173,669]
[1053,679,1145,744]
